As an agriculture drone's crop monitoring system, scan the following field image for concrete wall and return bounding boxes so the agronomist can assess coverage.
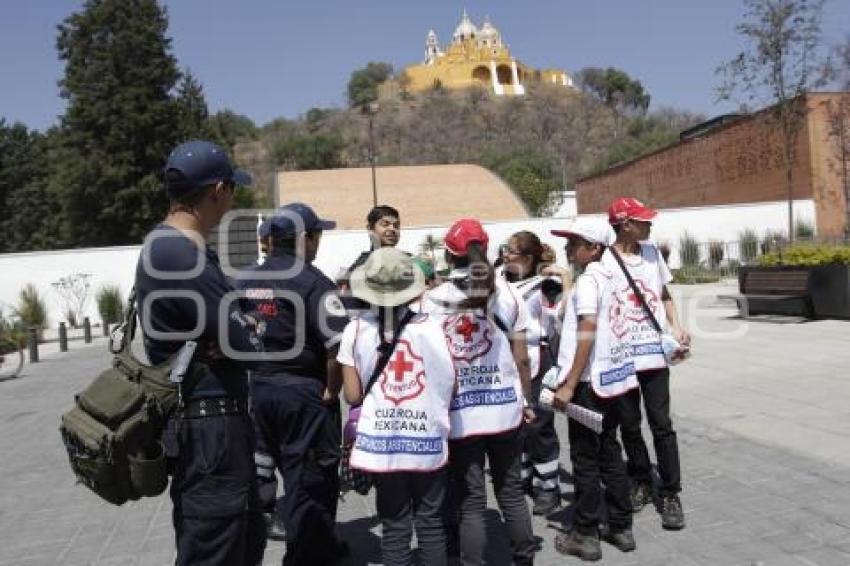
[0,201,812,327]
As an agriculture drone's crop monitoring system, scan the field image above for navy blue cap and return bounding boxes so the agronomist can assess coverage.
[269,202,336,234]
[164,140,251,195]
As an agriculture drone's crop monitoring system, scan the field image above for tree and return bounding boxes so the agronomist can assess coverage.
[347,62,393,108]
[717,0,830,241]
[826,37,850,236]
[481,148,561,216]
[175,69,211,142]
[0,121,52,252]
[272,133,345,170]
[575,67,651,115]
[50,0,183,247]
[208,109,257,151]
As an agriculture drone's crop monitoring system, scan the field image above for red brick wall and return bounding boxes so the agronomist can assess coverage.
[576,93,850,238]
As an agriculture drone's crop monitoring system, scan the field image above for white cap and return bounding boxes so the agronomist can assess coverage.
[551,218,616,246]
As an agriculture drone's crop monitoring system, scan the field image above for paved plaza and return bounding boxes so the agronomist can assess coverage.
[1,282,849,565]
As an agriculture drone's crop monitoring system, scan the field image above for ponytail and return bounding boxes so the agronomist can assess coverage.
[449,241,495,309]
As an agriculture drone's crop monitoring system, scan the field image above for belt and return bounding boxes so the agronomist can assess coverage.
[181,397,244,419]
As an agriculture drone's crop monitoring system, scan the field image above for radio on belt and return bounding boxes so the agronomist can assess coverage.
[170,341,197,384]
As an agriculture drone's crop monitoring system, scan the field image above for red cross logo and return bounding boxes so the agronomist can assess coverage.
[389,351,414,382]
[455,316,479,343]
[380,340,425,405]
[626,292,642,308]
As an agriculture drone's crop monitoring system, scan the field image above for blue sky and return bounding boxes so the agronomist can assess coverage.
[2,1,848,131]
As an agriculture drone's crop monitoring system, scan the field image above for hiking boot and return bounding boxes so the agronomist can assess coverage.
[532,490,561,516]
[554,530,602,561]
[600,526,636,552]
[630,482,653,513]
[264,513,287,542]
[661,495,686,530]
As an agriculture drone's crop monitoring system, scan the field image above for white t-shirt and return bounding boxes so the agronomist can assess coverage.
[558,270,600,383]
[507,275,561,378]
[600,243,673,371]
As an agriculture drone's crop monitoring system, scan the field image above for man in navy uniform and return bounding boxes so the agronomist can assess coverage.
[135,140,266,565]
[238,202,350,565]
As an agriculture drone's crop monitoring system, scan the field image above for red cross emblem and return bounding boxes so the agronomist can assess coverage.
[380,340,425,405]
[389,351,414,382]
[443,314,492,362]
[455,316,479,343]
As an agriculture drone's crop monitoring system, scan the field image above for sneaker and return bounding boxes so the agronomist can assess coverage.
[600,527,636,552]
[264,513,287,542]
[554,530,602,561]
[661,495,686,530]
[630,482,653,513]
[532,490,561,516]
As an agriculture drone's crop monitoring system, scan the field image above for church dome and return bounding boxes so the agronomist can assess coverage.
[479,18,499,39]
[453,10,478,41]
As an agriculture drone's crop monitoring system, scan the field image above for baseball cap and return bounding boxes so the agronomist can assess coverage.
[268,202,336,235]
[164,140,251,196]
[607,197,657,224]
[444,218,489,257]
[551,218,616,246]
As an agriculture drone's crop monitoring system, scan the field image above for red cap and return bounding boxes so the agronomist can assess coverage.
[607,197,658,224]
[444,218,489,257]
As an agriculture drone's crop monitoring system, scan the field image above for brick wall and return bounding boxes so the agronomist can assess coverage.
[576,93,850,238]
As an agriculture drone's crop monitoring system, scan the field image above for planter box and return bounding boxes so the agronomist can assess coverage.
[809,265,850,320]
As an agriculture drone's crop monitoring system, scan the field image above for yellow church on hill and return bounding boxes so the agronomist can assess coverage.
[399,10,574,96]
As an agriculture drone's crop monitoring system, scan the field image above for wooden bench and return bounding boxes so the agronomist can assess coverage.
[718,268,814,317]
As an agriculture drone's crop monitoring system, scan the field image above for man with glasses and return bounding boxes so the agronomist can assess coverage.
[601,197,690,531]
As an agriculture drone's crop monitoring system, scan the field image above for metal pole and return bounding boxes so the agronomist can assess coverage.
[83,317,92,344]
[59,323,68,352]
[27,328,39,363]
[369,114,377,207]
[102,320,110,337]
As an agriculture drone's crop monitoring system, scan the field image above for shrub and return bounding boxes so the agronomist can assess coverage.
[739,229,759,263]
[15,284,48,332]
[0,308,26,355]
[759,244,850,266]
[708,240,725,269]
[678,232,700,268]
[672,267,722,284]
[96,285,124,325]
[51,273,92,328]
[794,219,815,240]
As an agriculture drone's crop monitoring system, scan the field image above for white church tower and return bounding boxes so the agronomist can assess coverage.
[425,29,442,64]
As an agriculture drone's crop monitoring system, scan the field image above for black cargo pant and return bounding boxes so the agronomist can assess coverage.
[619,367,681,496]
[449,428,536,566]
[250,374,342,566]
[522,372,561,495]
[374,468,448,566]
[568,383,632,535]
[165,409,267,566]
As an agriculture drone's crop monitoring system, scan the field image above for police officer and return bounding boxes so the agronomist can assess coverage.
[237,202,350,565]
[135,140,266,565]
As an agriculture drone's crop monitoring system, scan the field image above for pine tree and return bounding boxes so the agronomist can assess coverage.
[175,70,212,142]
[51,0,182,247]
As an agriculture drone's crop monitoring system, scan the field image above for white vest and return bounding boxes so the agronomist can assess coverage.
[442,312,524,438]
[349,314,456,473]
[557,264,638,398]
[600,245,668,371]
[509,275,560,379]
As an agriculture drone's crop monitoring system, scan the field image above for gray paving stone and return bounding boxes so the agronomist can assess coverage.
[1,289,850,565]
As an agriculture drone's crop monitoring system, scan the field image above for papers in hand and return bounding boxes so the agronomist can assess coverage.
[538,388,604,434]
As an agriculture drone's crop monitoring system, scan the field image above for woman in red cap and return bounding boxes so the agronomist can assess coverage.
[420,218,537,566]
